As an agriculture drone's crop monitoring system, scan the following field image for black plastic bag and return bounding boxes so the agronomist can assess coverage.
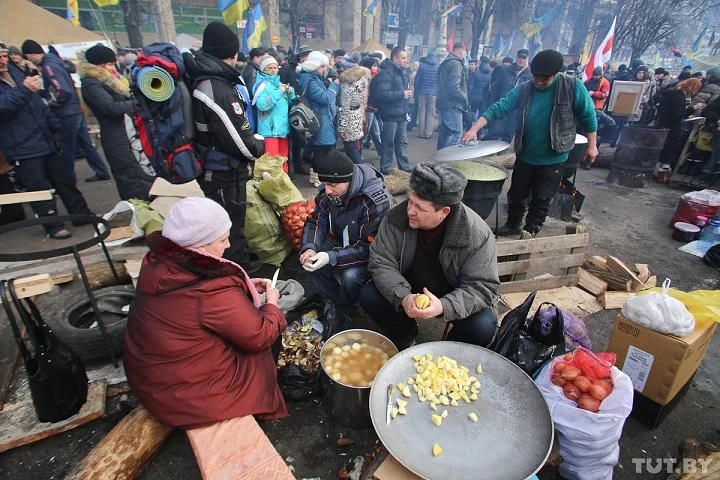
[490,293,567,376]
[704,244,720,269]
[276,294,350,400]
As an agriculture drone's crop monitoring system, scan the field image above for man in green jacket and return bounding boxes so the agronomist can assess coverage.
[359,163,500,349]
[462,49,598,238]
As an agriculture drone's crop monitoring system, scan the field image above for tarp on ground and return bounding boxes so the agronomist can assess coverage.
[0,0,105,47]
[352,38,391,59]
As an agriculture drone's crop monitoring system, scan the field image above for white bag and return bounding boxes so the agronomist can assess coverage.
[99,201,146,247]
[536,359,634,480]
[621,279,695,337]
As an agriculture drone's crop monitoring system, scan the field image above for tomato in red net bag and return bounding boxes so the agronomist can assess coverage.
[281,199,316,251]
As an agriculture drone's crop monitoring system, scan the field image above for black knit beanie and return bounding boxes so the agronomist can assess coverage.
[21,40,44,55]
[202,22,240,60]
[315,151,354,183]
[530,49,564,77]
[85,45,117,65]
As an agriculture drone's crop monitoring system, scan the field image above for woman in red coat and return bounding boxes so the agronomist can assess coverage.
[123,197,287,429]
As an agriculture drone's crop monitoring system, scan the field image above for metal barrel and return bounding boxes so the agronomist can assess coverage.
[320,329,398,429]
[608,126,669,188]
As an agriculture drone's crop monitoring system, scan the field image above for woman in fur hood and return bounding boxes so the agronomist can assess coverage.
[79,45,154,201]
[337,64,371,164]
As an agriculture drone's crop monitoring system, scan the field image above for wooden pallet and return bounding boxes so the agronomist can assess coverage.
[497,226,589,294]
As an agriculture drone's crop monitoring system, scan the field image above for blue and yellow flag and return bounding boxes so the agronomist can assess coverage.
[242,2,266,54]
[520,7,554,39]
[689,22,709,59]
[363,0,379,17]
[92,0,119,6]
[217,0,250,26]
[67,0,80,26]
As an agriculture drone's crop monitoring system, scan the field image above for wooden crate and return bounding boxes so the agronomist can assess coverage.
[497,227,589,294]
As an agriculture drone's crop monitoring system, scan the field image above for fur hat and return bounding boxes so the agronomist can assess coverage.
[409,163,467,206]
[299,51,329,72]
[315,151,354,183]
[259,54,278,72]
[85,45,116,65]
[21,40,44,55]
[162,198,232,248]
[202,22,240,60]
[530,49,564,76]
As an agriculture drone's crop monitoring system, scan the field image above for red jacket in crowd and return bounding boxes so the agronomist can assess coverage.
[123,232,288,429]
[585,76,611,110]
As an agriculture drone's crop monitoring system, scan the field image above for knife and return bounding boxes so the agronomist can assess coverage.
[386,384,394,426]
[270,268,280,290]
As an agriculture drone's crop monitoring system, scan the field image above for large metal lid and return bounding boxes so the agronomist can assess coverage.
[431,140,510,162]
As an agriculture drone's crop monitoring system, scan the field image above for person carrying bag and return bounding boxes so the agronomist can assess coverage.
[1,279,88,423]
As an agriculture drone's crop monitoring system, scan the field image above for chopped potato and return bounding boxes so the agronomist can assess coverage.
[439,395,449,406]
[470,392,478,401]
[398,404,407,415]
[476,364,483,374]
[433,443,443,457]
[397,383,406,391]
[413,354,421,361]
[448,391,460,401]
[450,399,459,407]
[440,409,448,419]
[397,399,408,408]
[468,413,478,423]
[402,386,411,398]
[391,408,398,419]
[431,414,443,427]
[430,402,437,411]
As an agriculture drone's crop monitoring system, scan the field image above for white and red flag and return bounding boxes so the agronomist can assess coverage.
[583,17,616,82]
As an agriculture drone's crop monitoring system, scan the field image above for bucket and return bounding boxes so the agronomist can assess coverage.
[445,160,510,220]
[320,330,397,429]
[608,126,669,188]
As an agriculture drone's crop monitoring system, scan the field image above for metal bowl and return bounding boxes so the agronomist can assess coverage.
[369,342,553,479]
[431,140,511,162]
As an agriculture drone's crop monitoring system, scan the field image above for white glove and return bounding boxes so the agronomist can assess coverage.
[302,251,330,272]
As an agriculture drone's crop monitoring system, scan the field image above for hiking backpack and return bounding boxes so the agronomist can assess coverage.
[130,43,203,183]
[289,79,322,141]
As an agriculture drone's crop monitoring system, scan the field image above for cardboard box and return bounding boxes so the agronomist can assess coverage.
[607,314,716,426]
[373,454,422,480]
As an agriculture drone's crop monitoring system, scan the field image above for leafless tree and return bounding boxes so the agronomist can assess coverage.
[120,0,144,48]
[614,0,712,63]
[278,0,341,48]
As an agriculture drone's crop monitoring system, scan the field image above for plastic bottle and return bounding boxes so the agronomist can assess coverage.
[697,219,720,252]
[696,216,709,240]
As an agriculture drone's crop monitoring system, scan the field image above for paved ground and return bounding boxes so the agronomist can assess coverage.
[1,132,719,480]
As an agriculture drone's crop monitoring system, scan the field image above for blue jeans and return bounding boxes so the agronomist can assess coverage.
[437,107,463,150]
[358,280,497,348]
[59,113,110,179]
[363,112,382,151]
[379,119,411,174]
[307,237,369,310]
[343,139,363,164]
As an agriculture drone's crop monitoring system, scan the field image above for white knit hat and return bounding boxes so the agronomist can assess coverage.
[162,198,232,248]
[299,50,329,72]
[259,54,278,72]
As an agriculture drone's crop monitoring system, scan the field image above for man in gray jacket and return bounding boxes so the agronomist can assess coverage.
[436,42,469,150]
[358,163,499,349]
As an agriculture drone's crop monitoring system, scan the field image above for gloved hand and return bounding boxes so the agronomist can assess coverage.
[302,251,330,272]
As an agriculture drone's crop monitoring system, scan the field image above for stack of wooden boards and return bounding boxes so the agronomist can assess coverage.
[579,255,657,309]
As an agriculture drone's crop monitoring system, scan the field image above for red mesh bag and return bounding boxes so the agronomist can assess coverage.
[549,347,617,412]
[281,199,315,251]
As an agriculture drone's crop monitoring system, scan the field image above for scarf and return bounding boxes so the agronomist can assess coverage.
[187,247,261,308]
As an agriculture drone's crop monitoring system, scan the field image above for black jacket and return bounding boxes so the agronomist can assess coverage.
[370,58,409,122]
[489,63,532,104]
[655,89,694,132]
[279,60,300,93]
[469,62,491,104]
[80,63,154,200]
[0,64,60,161]
[241,62,260,99]
[437,53,468,109]
[187,53,264,165]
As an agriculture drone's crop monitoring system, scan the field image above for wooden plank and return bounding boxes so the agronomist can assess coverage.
[0,190,53,206]
[0,380,106,453]
[586,255,609,271]
[635,264,650,283]
[105,226,137,243]
[583,263,633,291]
[0,274,54,304]
[498,253,585,276]
[501,285,603,317]
[578,268,608,296]
[599,291,636,310]
[64,405,173,480]
[498,274,579,295]
[51,272,74,285]
[606,256,643,283]
[635,275,657,291]
[496,233,589,257]
[0,338,17,411]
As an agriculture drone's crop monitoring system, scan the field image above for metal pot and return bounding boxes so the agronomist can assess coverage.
[320,329,398,429]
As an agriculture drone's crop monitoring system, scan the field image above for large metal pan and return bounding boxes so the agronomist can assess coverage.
[431,140,510,162]
[369,342,553,480]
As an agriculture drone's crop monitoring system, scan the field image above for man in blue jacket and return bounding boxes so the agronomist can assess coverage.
[0,46,94,239]
[22,40,110,182]
[370,47,412,174]
[300,151,393,313]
